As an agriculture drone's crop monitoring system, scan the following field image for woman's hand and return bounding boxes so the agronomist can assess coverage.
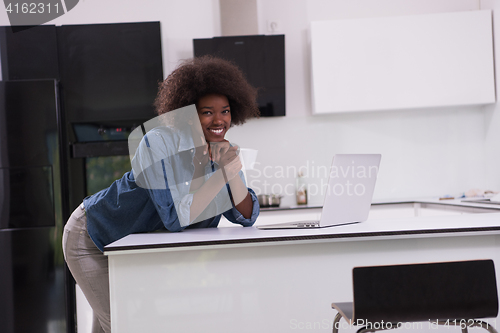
[209,140,230,164]
[216,145,242,182]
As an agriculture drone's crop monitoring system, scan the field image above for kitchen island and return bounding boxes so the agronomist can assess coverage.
[105,200,500,333]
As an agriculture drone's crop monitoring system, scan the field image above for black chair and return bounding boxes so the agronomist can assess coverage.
[332,260,499,333]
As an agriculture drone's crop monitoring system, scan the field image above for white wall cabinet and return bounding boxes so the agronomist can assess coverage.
[310,10,496,114]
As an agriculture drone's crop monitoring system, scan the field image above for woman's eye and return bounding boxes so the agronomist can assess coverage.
[223,109,230,114]
[202,111,212,115]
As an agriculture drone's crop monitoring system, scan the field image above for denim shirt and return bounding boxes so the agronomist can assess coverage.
[84,126,260,252]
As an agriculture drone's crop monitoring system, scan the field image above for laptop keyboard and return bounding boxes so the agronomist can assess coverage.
[295,222,319,228]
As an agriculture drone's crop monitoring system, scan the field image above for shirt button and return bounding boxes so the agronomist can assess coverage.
[190,149,193,153]
[185,182,188,185]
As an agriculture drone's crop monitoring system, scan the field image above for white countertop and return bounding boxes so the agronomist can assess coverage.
[104,209,500,255]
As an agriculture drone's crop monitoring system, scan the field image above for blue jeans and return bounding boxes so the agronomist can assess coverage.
[63,204,110,333]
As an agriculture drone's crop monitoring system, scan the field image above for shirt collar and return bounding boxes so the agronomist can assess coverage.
[176,125,196,153]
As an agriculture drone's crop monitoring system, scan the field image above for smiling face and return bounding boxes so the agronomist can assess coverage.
[196,94,231,142]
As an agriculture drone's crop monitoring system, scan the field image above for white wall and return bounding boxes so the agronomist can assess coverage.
[481,0,500,204]
[228,0,499,206]
[1,0,498,207]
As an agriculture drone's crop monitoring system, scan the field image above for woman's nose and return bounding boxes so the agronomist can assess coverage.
[213,113,223,124]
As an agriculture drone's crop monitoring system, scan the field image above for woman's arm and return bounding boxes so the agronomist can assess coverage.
[133,129,227,229]
[189,169,226,222]
[228,176,252,219]
[214,143,253,219]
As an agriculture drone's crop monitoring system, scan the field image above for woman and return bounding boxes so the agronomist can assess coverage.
[62,56,261,333]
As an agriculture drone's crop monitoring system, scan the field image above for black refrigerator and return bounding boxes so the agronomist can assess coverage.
[0,22,163,333]
[0,79,67,333]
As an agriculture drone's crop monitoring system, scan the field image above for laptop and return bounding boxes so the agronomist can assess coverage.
[257,154,381,229]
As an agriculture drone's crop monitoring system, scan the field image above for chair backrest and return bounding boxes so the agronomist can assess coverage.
[352,260,498,323]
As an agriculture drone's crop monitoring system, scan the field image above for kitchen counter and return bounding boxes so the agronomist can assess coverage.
[223,197,500,228]
[260,197,500,212]
[105,212,500,254]
[105,199,500,333]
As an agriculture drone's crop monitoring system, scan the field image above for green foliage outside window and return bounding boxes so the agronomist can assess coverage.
[86,156,131,196]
